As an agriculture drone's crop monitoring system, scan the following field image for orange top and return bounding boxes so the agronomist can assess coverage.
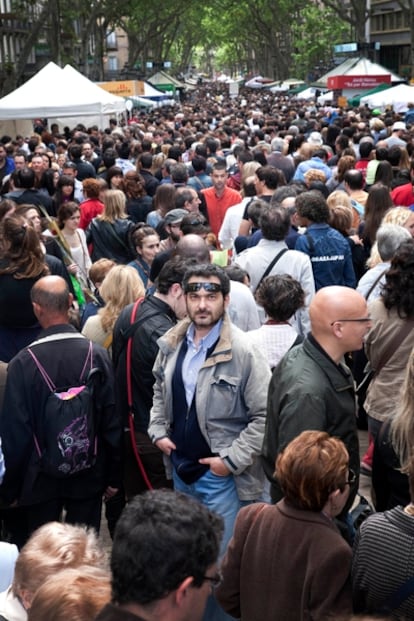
[202,187,241,237]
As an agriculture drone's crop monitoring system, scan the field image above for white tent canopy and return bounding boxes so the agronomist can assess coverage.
[139,81,169,99]
[0,62,126,120]
[318,57,402,87]
[317,91,334,104]
[292,87,326,100]
[360,83,414,112]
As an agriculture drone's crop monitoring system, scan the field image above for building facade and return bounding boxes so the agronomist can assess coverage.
[370,0,412,78]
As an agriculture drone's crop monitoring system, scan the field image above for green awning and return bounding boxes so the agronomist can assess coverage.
[347,82,393,106]
[288,84,309,95]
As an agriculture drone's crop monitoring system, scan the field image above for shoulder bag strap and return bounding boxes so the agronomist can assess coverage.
[103,221,131,254]
[364,268,388,301]
[255,248,289,293]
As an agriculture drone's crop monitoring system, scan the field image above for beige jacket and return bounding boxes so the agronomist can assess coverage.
[364,299,414,422]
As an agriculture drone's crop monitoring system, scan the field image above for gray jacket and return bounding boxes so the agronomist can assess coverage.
[148,313,271,500]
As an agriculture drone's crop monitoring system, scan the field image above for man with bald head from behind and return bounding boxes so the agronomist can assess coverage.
[262,286,371,512]
[0,276,122,544]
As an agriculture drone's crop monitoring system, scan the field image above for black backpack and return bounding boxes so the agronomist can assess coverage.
[27,336,101,478]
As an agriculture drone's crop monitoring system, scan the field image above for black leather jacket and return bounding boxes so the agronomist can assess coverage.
[87,217,135,263]
[113,294,177,432]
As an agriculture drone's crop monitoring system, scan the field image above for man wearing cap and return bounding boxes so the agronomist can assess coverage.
[158,208,188,253]
[385,121,407,148]
[149,263,270,558]
[293,147,332,183]
[266,137,295,183]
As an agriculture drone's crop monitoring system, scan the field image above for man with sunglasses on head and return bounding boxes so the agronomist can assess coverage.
[262,285,371,537]
[149,264,271,562]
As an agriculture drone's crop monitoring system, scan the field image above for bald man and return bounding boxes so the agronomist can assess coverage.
[262,286,371,507]
[0,276,122,544]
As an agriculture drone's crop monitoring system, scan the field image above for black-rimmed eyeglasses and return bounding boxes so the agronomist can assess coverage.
[347,468,357,486]
[330,317,371,326]
[203,572,222,588]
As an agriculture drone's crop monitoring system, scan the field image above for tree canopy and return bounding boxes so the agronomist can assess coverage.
[5,0,354,91]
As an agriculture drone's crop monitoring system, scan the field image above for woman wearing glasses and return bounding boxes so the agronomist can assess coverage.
[216,430,353,621]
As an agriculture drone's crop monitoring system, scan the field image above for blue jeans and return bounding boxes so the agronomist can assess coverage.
[172,468,241,557]
[173,468,240,621]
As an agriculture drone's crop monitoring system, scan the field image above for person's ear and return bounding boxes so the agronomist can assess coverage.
[174,576,194,606]
[32,301,41,319]
[68,293,74,308]
[19,588,33,610]
[224,293,230,309]
[331,321,343,339]
[170,282,183,299]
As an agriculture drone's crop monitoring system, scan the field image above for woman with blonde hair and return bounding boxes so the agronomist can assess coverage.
[82,264,144,351]
[367,206,414,268]
[0,522,107,621]
[86,189,135,263]
[216,430,353,621]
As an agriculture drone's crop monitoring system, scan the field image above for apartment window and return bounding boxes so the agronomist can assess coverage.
[108,55,118,71]
[106,31,117,48]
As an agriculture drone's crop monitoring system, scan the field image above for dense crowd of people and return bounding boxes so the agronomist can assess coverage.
[0,82,414,619]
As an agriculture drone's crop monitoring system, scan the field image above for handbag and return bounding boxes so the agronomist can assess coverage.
[70,273,86,309]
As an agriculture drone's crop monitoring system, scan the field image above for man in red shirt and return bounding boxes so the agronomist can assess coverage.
[391,162,414,207]
[202,162,240,238]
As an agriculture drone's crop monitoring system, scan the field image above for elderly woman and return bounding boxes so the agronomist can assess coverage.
[216,430,353,621]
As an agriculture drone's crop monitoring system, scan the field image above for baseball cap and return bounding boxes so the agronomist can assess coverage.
[392,121,406,131]
[164,209,188,225]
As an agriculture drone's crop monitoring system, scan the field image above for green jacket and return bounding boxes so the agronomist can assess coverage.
[262,335,359,503]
